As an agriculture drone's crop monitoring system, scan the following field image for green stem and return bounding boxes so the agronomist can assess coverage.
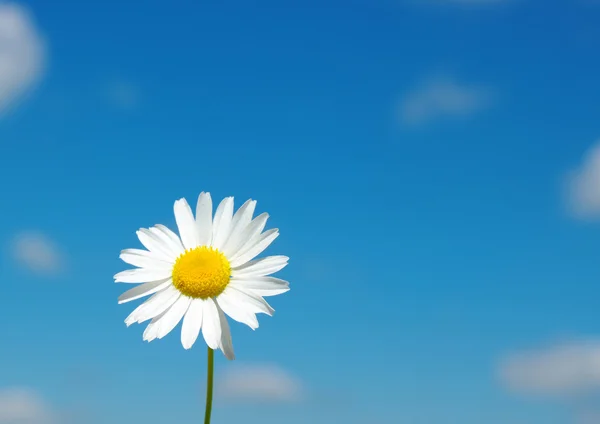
[204,347,214,424]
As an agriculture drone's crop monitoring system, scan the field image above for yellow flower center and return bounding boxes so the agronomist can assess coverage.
[171,246,231,299]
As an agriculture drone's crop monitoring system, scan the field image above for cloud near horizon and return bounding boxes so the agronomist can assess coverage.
[0,387,53,424]
[498,340,600,397]
[217,364,303,403]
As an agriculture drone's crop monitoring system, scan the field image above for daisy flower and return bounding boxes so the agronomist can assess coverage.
[115,192,289,360]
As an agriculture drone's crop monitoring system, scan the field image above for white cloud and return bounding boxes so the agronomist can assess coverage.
[0,3,45,115]
[217,364,303,402]
[565,142,600,219]
[0,388,53,424]
[400,76,492,125]
[498,340,600,397]
[12,232,64,276]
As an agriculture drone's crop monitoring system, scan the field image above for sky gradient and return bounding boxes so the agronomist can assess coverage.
[1,1,600,423]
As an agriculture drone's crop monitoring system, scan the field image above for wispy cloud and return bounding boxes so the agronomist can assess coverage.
[217,364,303,403]
[105,80,140,110]
[0,387,53,424]
[399,76,493,126]
[565,141,600,219]
[11,232,64,276]
[0,3,45,115]
[498,340,600,397]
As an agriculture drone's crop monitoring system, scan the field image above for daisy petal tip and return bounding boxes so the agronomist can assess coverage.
[119,249,137,258]
[175,197,190,207]
[220,347,236,361]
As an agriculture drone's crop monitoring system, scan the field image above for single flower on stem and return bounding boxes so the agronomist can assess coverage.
[114,192,290,423]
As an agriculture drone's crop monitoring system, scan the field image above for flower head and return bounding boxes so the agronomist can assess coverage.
[115,193,290,359]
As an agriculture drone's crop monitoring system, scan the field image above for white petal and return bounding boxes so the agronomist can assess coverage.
[229,229,279,268]
[156,295,192,339]
[152,225,185,256]
[119,249,172,269]
[231,255,289,278]
[229,277,290,297]
[143,321,159,342]
[216,304,235,360]
[211,197,234,250]
[222,285,274,316]
[118,279,171,304]
[125,286,180,326]
[137,229,174,262]
[125,292,160,327]
[174,198,198,250]
[143,308,170,342]
[226,212,269,259]
[195,192,213,246]
[216,290,259,330]
[136,291,180,325]
[114,268,171,284]
[181,299,204,349]
[221,199,256,257]
[201,298,221,349]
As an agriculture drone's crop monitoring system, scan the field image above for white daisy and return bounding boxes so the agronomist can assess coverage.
[115,192,290,360]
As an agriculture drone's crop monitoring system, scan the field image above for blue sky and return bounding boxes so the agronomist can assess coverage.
[1,0,600,423]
